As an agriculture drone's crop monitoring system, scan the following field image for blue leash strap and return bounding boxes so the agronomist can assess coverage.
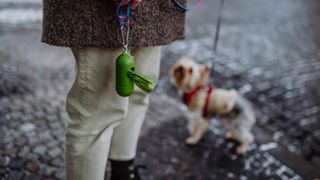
[171,0,205,11]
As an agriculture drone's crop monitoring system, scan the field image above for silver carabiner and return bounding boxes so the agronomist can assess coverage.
[121,25,130,52]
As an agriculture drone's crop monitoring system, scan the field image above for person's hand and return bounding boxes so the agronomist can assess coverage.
[114,0,142,9]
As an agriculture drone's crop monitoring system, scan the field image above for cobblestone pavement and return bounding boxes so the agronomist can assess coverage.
[0,0,320,179]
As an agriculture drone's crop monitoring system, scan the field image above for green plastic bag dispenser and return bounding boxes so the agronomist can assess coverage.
[116,52,156,97]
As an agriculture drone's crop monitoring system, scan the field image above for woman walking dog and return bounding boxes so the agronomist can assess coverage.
[41,0,186,179]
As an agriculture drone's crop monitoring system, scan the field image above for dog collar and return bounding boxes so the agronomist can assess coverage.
[182,84,214,117]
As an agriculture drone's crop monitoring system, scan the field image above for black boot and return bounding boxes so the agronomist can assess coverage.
[110,159,146,180]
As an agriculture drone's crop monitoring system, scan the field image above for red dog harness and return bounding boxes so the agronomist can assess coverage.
[182,84,214,118]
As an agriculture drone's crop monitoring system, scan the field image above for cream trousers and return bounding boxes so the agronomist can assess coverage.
[65,46,161,180]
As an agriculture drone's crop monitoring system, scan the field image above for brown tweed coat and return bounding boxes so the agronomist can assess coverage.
[41,0,186,48]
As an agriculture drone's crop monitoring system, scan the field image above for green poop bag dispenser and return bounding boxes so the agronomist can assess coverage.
[116,51,156,97]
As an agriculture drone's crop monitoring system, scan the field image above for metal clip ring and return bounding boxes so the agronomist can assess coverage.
[121,25,130,52]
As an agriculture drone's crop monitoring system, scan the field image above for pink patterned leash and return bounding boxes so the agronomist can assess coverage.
[116,0,131,51]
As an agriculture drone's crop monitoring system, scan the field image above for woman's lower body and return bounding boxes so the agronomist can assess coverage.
[64,46,161,180]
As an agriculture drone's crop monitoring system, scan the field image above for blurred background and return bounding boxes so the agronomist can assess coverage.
[0,0,320,179]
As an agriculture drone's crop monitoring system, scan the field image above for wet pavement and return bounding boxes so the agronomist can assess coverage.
[0,0,320,179]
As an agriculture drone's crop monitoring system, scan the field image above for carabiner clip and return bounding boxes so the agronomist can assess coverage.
[121,25,130,52]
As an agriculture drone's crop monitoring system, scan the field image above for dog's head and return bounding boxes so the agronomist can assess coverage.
[170,56,211,91]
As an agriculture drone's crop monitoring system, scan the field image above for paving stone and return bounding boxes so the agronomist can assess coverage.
[8,170,24,180]
[15,135,27,146]
[23,174,42,180]
[49,121,61,130]
[38,131,52,142]
[33,145,46,156]
[48,147,62,158]
[51,158,63,167]
[42,166,56,176]
[311,156,320,169]
[33,119,47,128]
[8,158,25,170]
[0,156,10,167]
[20,123,35,133]
[25,160,39,173]
[54,169,65,180]
[18,146,30,158]
[56,135,65,142]
[313,130,320,143]
[0,167,7,177]
[28,137,39,145]
[47,140,58,148]
[20,115,32,122]
[34,111,45,119]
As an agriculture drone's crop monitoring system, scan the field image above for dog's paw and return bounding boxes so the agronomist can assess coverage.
[185,137,199,145]
[236,144,247,155]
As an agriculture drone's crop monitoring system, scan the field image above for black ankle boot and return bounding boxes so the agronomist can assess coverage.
[110,159,146,180]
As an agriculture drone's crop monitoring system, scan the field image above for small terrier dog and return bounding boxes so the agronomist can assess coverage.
[170,56,256,154]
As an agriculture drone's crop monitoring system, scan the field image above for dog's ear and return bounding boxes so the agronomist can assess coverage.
[204,63,212,74]
[173,65,185,81]
[200,64,211,81]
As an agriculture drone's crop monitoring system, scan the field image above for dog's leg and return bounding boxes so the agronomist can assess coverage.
[185,112,197,144]
[225,131,235,140]
[235,130,254,155]
[186,117,208,145]
[224,119,237,140]
[186,111,197,135]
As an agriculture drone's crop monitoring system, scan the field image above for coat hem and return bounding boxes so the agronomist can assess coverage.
[41,36,186,49]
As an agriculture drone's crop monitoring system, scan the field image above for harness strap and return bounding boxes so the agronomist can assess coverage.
[203,85,213,118]
[171,0,205,11]
[182,85,203,105]
[182,84,214,118]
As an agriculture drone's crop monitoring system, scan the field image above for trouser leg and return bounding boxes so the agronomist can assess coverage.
[109,46,161,160]
[65,48,128,180]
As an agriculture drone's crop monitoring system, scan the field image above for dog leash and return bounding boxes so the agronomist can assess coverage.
[171,0,205,11]
[212,0,224,55]
[172,0,225,83]
[171,0,224,54]
[211,0,225,83]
